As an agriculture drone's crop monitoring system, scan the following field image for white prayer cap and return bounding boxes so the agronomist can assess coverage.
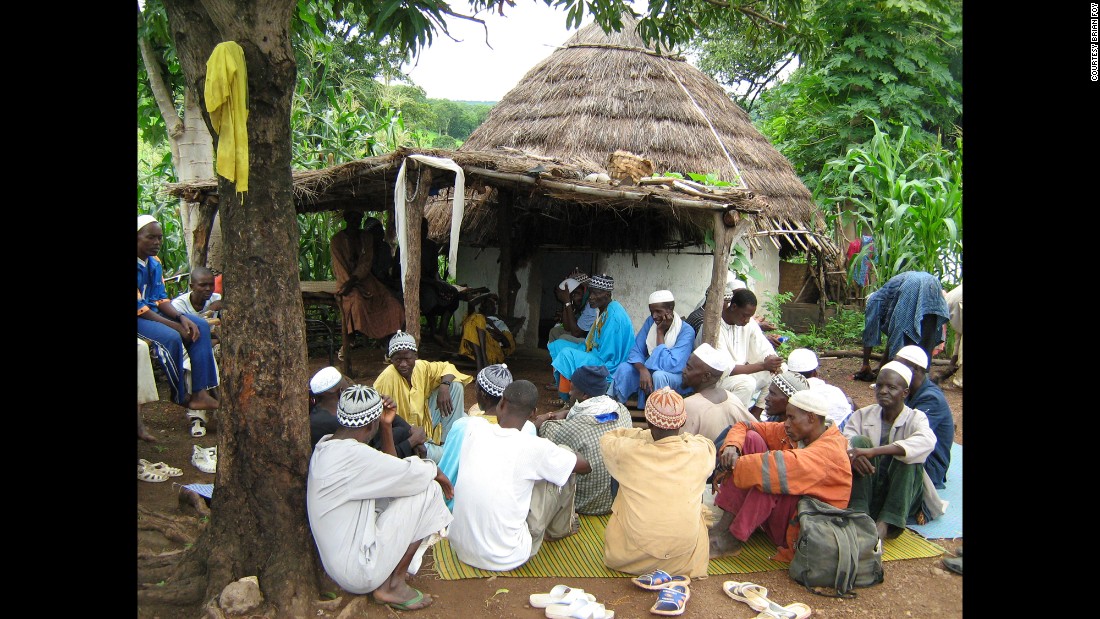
[559,278,581,293]
[724,273,747,300]
[879,361,913,387]
[137,214,158,232]
[788,390,831,417]
[693,343,734,375]
[649,290,675,304]
[894,345,929,370]
[309,366,343,394]
[787,348,819,373]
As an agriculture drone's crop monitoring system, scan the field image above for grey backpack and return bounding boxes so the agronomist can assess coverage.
[788,496,885,597]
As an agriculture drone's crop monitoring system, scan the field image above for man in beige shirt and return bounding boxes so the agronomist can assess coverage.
[600,387,716,578]
[680,344,756,442]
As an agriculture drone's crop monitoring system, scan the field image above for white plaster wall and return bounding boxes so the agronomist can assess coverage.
[454,241,781,345]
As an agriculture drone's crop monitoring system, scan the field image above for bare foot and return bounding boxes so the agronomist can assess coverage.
[178,487,211,517]
[186,390,220,411]
[138,424,158,443]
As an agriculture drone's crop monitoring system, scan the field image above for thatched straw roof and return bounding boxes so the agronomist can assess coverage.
[452,14,827,256]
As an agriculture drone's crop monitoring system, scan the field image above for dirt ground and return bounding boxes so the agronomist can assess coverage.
[137,337,963,618]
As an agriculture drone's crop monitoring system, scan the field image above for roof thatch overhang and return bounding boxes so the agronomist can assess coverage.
[166,147,842,256]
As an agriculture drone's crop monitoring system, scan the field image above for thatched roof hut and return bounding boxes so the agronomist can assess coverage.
[435,13,826,256]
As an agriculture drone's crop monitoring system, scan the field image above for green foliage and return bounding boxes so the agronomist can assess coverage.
[819,119,962,287]
[786,304,866,351]
[729,243,764,283]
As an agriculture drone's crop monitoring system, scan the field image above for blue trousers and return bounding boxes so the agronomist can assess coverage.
[611,363,690,409]
[138,313,219,406]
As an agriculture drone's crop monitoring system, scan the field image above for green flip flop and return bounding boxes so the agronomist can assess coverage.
[382,588,432,611]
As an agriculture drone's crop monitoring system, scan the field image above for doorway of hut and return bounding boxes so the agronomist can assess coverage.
[537,250,597,348]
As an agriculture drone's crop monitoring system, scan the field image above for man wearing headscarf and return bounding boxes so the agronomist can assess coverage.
[843,361,945,538]
[534,365,633,515]
[330,210,405,344]
[308,366,425,455]
[306,385,453,610]
[853,271,949,381]
[610,290,696,410]
[680,344,756,442]
[711,390,852,562]
[547,274,634,406]
[599,387,716,578]
[372,331,472,462]
[137,215,221,437]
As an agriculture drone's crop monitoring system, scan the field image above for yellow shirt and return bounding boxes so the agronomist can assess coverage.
[372,361,471,444]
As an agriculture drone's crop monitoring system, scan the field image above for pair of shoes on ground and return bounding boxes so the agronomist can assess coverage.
[632,570,691,616]
[530,585,614,618]
[192,445,218,474]
[723,581,813,619]
[138,459,183,482]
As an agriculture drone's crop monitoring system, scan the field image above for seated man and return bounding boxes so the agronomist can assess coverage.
[437,364,531,510]
[330,210,406,345]
[680,343,756,442]
[448,381,592,571]
[306,385,453,610]
[547,274,598,346]
[611,290,696,409]
[600,387,715,578]
[308,366,425,455]
[759,370,812,423]
[138,215,220,437]
[893,346,954,492]
[854,271,949,381]
[785,348,854,427]
[533,365,633,516]
[547,274,634,407]
[418,218,461,346]
[457,293,516,368]
[715,289,784,417]
[171,266,223,319]
[372,331,472,462]
[843,361,944,540]
[710,390,852,562]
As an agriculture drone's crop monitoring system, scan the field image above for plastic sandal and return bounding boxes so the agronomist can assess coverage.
[192,445,217,474]
[723,582,771,612]
[138,463,168,483]
[746,591,812,619]
[530,585,596,608]
[631,570,690,590]
[139,459,183,478]
[650,585,689,616]
[545,599,614,619]
[190,418,207,437]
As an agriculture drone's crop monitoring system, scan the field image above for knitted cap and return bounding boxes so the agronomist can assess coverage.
[894,345,929,371]
[336,385,384,428]
[771,370,810,398]
[387,330,418,358]
[788,390,831,417]
[572,365,611,398]
[786,348,819,373]
[644,386,687,430]
[879,361,913,387]
[587,274,614,291]
[476,363,513,398]
[309,366,342,394]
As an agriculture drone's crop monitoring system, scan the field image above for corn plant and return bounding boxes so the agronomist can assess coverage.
[820,118,962,291]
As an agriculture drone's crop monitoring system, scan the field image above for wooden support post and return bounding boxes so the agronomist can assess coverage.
[402,163,433,344]
[497,190,515,316]
[702,211,750,347]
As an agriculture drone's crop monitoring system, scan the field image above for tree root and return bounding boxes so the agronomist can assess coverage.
[136,575,208,606]
[138,504,204,545]
[820,350,951,365]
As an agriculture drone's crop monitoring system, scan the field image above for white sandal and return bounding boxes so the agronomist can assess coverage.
[545,599,614,619]
[138,463,168,483]
[139,459,183,477]
[190,418,207,437]
[530,585,596,608]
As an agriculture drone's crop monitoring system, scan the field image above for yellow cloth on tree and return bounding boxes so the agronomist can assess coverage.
[204,41,249,193]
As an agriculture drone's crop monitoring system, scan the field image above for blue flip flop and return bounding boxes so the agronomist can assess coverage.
[632,570,690,590]
[650,584,690,615]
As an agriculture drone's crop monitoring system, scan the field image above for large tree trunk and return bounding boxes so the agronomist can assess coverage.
[155,1,317,615]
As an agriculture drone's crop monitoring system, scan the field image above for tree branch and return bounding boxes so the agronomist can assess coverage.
[702,0,789,30]
[437,9,492,49]
[138,8,184,139]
